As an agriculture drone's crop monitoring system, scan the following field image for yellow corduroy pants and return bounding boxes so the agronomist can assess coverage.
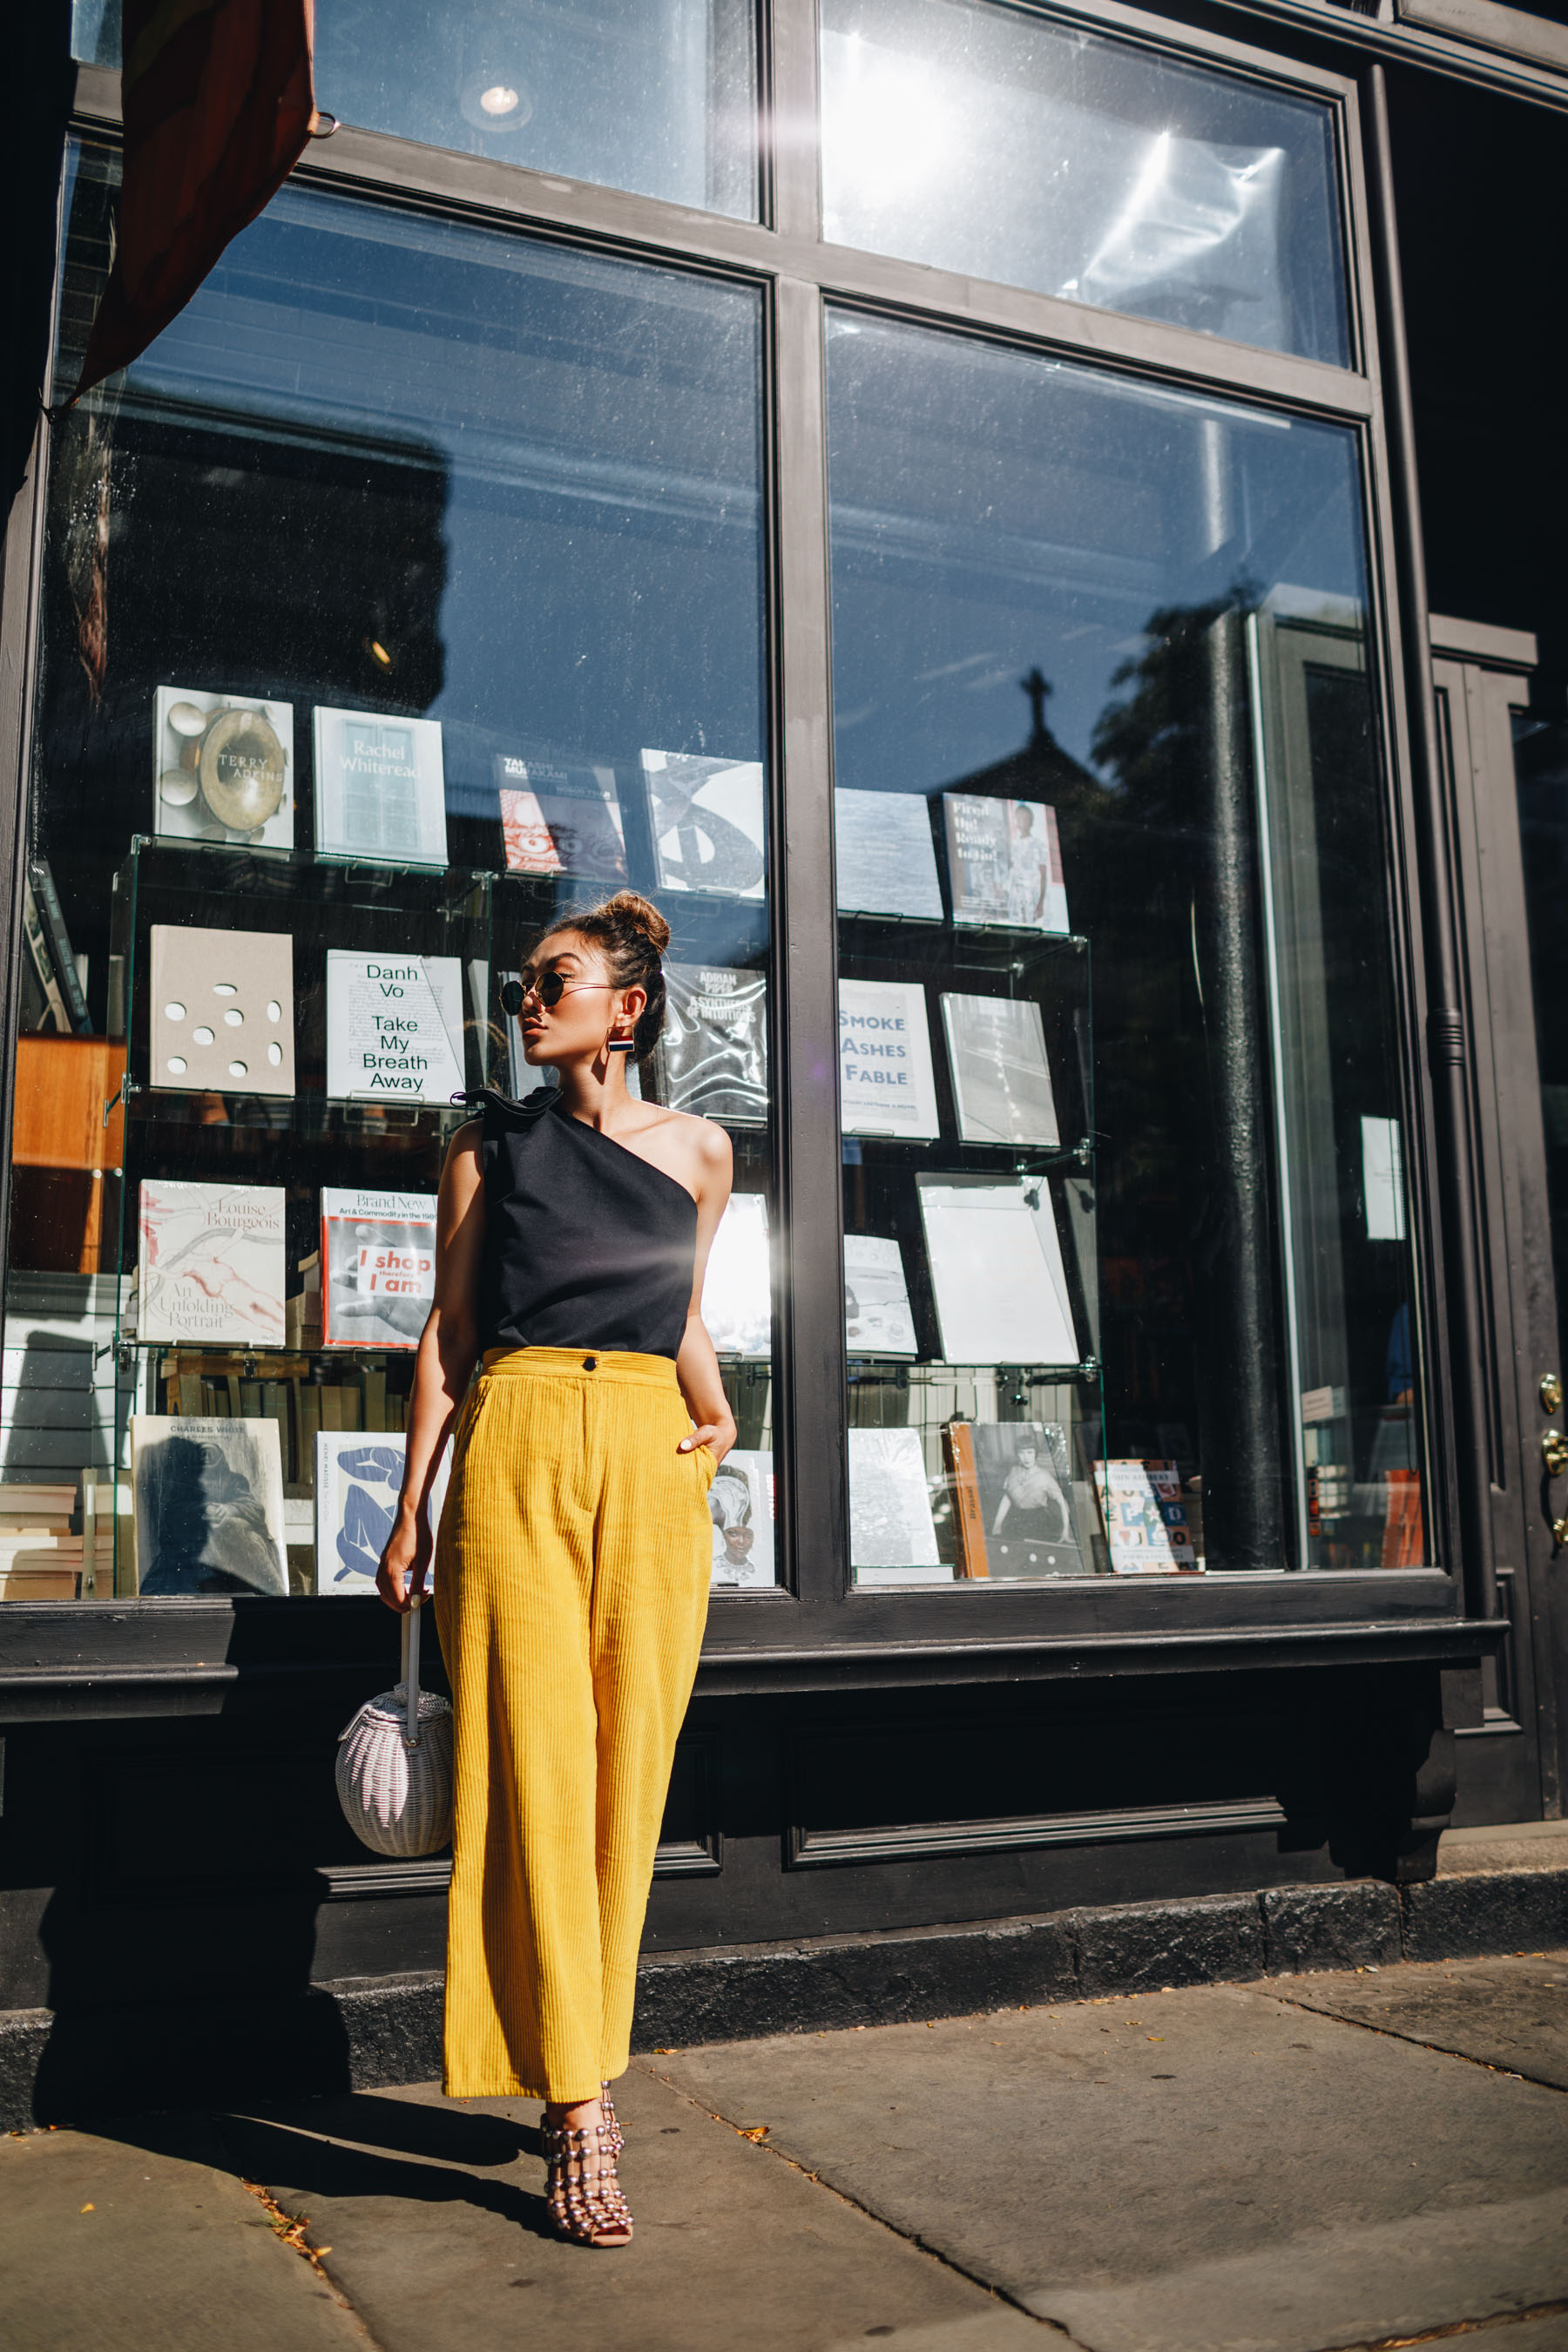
[433,1345,715,2104]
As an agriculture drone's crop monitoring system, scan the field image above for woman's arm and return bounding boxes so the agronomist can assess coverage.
[674,1121,737,1463]
[376,1119,486,1611]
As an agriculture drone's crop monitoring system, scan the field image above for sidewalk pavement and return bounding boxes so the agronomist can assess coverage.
[5,1942,1567,2352]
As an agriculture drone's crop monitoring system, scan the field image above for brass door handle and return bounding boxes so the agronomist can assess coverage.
[1544,1429,1568,1478]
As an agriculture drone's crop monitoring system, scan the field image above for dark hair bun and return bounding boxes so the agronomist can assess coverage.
[598,889,671,956]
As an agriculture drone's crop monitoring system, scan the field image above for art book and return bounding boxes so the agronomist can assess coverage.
[150,926,294,1098]
[940,993,1059,1148]
[701,1193,771,1358]
[321,1189,438,1350]
[138,1179,286,1347]
[835,788,943,922]
[495,754,627,880]
[916,1176,1078,1369]
[943,794,1069,933]
[1093,1459,1199,1571]
[153,686,294,849]
[326,952,465,1105]
[658,963,767,1125]
[847,1427,946,1582]
[131,1415,287,1597]
[839,978,940,1139]
[970,1421,1085,1578]
[313,706,448,867]
[706,1448,775,1588]
[641,748,766,900]
[315,1432,451,1596]
[844,1233,917,1357]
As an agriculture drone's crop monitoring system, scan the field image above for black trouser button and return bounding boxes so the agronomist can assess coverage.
[583,1355,598,1370]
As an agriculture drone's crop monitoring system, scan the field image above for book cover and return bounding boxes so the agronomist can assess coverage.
[641,748,766,900]
[153,686,294,848]
[1093,1458,1198,1571]
[844,1233,917,1357]
[313,706,448,867]
[839,978,940,1139]
[971,1421,1085,1578]
[321,1188,438,1350]
[326,951,465,1105]
[496,754,627,881]
[940,993,1059,1148]
[131,1414,287,1596]
[138,1179,286,1347]
[847,1427,946,1581]
[835,788,943,922]
[150,926,294,1097]
[916,1176,1078,1368]
[942,1421,989,1578]
[314,1432,451,1596]
[658,963,767,1125]
[24,861,90,1032]
[943,794,1070,932]
[701,1192,771,1358]
[706,1448,775,1588]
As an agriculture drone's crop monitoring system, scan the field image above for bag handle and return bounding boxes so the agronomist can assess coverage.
[400,1596,423,1751]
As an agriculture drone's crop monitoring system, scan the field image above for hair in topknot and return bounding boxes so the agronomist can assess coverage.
[537,891,671,1059]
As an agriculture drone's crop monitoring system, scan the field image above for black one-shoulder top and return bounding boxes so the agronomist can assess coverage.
[468,1089,698,1360]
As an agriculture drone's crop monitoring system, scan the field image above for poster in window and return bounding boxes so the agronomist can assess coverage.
[315,1432,451,1596]
[970,1421,1085,1578]
[153,686,294,848]
[150,926,294,1098]
[916,1176,1078,1368]
[844,1233,917,1357]
[706,1448,774,1588]
[326,952,465,1105]
[131,1415,287,1597]
[641,748,765,900]
[321,1189,437,1349]
[939,994,1058,1148]
[495,755,627,881]
[656,963,767,1125]
[138,1179,286,1347]
[848,1428,947,1581]
[840,978,939,1139]
[314,706,448,867]
[835,787,943,921]
[943,794,1069,933]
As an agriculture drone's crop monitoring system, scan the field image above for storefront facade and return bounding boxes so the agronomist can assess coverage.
[1,0,1565,2113]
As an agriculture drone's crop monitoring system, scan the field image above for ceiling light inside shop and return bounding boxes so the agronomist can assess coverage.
[459,66,535,132]
[365,638,395,672]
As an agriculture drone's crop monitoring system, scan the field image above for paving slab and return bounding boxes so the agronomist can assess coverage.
[0,2111,368,2352]
[1280,1952,1568,2092]
[650,1979,1568,2352]
[217,2067,1047,2352]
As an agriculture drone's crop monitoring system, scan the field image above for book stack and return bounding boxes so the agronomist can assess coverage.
[0,1483,82,1599]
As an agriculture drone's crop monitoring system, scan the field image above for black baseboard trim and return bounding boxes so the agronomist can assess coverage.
[3,1868,1563,2131]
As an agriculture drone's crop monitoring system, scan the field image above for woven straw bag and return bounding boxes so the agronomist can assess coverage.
[335,1599,454,1857]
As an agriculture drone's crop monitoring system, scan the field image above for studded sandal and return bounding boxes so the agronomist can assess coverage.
[600,2080,624,2156]
[541,2115,633,2247]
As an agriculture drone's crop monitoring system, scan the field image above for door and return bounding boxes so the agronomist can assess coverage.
[1432,612,1566,1823]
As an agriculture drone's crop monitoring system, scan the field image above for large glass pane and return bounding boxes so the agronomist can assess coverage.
[3,141,774,1599]
[821,0,1350,366]
[828,311,1420,1584]
[71,0,759,220]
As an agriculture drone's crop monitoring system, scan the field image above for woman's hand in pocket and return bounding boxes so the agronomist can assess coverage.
[679,1414,736,1469]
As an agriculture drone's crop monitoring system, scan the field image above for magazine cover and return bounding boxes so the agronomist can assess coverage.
[700,1193,771,1357]
[839,978,940,1139]
[844,1233,917,1357]
[641,748,766,900]
[150,925,295,1098]
[314,1432,451,1595]
[313,706,448,867]
[939,993,1058,1148]
[706,1448,775,1588]
[131,1415,287,1597]
[1093,1458,1199,1571]
[138,1179,286,1347]
[835,788,943,921]
[943,794,1070,933]
[970,1421,1085,1578]
[153,686,294,848]
[657,963,768,1125]
[321,1188,438,1349]
[326,951,465,1105]
[495,754,627,880]
[847,1428,946,1581]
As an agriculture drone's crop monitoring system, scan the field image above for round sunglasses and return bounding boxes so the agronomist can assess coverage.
[499,972,610,1017]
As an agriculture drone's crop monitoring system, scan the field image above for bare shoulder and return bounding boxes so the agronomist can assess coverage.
[444,1116,483,1166]
[626,1103,730,1190]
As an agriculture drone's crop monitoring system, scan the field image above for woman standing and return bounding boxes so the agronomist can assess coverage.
[376,891,734,2248]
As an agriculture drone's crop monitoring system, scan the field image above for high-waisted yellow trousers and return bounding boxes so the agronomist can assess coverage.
[433,1345,715,2104]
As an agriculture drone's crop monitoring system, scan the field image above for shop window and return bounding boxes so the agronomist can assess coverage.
[70,0,760,222]
[820,0,1351,367]
[4,141,774,1602]
[828,310,1421,1585]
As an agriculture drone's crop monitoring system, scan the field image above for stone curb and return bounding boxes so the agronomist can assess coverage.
[3,1870,1563,2130]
